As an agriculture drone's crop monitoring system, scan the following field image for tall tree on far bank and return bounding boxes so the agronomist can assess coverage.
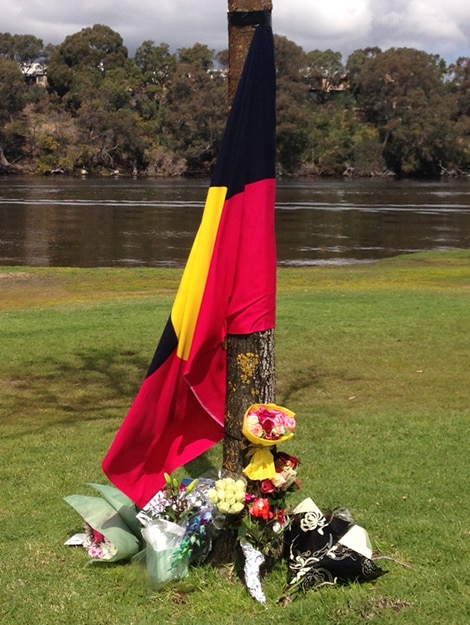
[347,47,458,175]
[448,57,470,171]
[46,25,147,172]
[0,58,29,170]
[304,48,346,103]
[274,35,310,173]
[0,33,46,64]
[134,41,176,124]
[0,60,28,120]
[164,43,226,174]
[47,24,129,102]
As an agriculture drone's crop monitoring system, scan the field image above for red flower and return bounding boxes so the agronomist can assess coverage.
[275,452,300,471]
[259,415,276,437]
[92,528,105,544]
[274,509,286,525]
[249,497,271,520]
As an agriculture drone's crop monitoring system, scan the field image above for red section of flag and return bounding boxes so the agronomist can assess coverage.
[187,178,276,417]
[102,353,224,508]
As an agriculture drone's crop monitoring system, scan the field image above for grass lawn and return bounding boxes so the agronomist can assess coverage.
[1,251,469,625]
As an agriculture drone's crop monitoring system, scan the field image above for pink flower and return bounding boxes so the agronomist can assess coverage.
[256,407,295,440]
[260,479,276,495]
[87,544,103,558]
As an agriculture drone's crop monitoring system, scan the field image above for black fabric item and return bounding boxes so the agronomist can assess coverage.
[284,509,386,594]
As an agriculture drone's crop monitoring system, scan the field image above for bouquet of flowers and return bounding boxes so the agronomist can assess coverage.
[137,473,200,525]
[198,405,301,604]
[207,477,247,519]
[259,452,301,495]
[242,403,296,446]
[242,404,296,482]
[239,452,300,553]
[138,474,214,589]
[205,456,300,604]
[82,522,117,560]
[64,482,143,563]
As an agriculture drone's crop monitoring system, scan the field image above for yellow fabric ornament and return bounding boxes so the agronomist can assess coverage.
[243,447,276,481]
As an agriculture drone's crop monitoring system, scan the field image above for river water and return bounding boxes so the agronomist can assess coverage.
[0,175,469,267]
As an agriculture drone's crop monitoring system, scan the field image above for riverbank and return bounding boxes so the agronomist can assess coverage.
[1,164,469,178]
[1,251,470,624]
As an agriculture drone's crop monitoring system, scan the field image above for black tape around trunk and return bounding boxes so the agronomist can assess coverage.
[228,10,272,28]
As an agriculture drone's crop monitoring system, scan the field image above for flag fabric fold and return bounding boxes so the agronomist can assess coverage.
[102,25,276,508]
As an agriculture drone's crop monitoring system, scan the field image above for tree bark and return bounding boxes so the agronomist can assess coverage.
[223,330,276,475]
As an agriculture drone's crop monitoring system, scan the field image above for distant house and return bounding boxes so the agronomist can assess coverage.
[21,62,47,87]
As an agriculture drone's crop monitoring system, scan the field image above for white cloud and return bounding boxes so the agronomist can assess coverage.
[276,0,372,38]
[379,1,463,40]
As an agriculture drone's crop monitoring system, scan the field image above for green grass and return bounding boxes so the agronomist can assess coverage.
[1,251,470,624]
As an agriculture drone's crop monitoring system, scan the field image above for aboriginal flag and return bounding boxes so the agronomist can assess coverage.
[102,25,276,508]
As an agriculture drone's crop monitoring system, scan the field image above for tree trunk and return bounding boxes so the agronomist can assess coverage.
[227,1,273,106]
[223,0,275,477]
[209,1,275,567]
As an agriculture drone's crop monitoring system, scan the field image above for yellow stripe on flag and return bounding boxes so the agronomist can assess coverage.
[171,186,227,361]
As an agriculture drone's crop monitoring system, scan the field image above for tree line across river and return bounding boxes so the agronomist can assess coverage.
[0,26,469,178]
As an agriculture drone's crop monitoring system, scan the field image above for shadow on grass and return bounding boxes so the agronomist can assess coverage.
[276,363,362,405]
[2,346,225,479]
[1,347,150,434]
[277,365,324,404]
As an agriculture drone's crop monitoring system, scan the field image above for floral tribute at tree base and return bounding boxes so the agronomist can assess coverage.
[64,404,390,605]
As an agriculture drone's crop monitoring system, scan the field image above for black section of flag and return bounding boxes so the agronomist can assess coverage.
[210,25,275,199]
[146,318,178,377]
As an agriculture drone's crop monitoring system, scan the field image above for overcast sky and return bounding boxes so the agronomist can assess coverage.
[2,0,470,63]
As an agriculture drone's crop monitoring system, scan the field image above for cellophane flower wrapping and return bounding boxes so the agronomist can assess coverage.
[138,476,216,589]
[141,519,188,590]
[240,539,267,605]
[64,486,142,563]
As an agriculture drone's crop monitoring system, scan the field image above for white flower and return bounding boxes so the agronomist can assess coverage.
[218,501,231,514]
[229,501,244,514]
[207,488,219,504]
